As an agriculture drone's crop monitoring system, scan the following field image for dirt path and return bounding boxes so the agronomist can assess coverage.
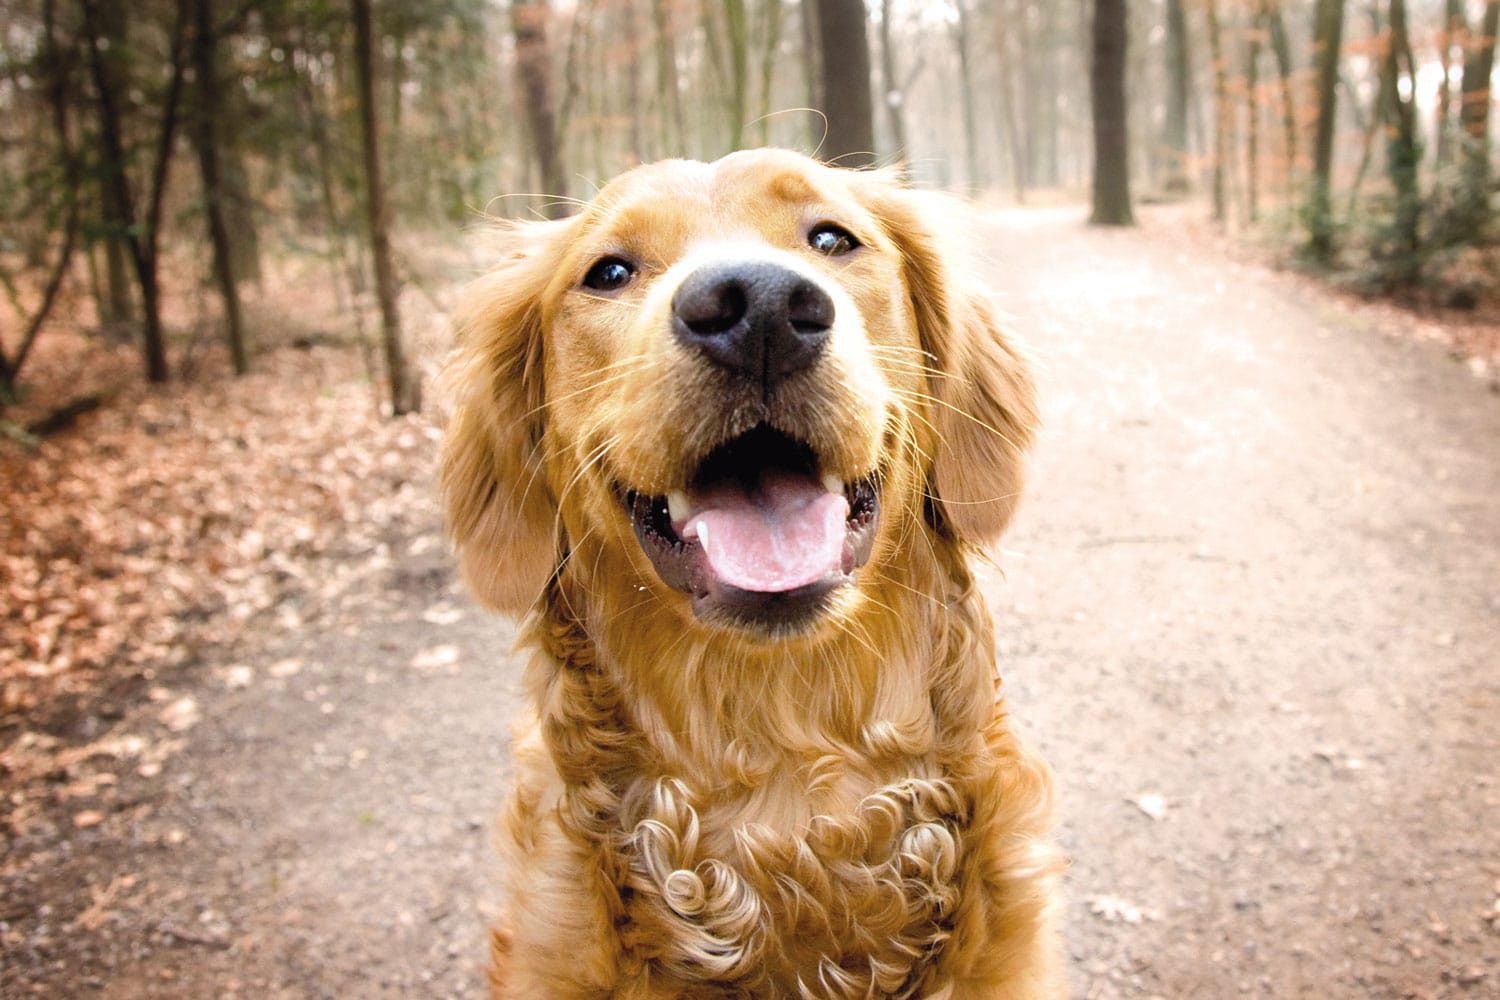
[5,207,1498,998]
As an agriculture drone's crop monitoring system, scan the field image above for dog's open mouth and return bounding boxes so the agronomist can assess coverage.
[619,424,879,628]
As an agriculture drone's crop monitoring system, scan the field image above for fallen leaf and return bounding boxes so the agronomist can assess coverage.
[421,603,465,626]
[268,658,303,679]
[158,696,201,733]
[223,665,254,689]
[410,644,461,671]
[1133,793,1168,821]
[73,809,105,829]
[1088,894,1152,924]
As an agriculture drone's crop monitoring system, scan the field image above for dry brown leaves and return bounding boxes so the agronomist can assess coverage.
[1,331,443,728]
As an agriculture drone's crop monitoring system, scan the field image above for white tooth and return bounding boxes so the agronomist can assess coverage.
[822,473,843,495]
[667,490,691,525]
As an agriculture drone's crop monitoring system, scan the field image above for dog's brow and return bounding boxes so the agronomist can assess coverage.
[766,172,819,205]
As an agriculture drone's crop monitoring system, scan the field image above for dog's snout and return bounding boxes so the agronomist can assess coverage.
[672,261,834,387]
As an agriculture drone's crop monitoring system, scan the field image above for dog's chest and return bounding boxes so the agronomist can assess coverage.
[613,769,968,998]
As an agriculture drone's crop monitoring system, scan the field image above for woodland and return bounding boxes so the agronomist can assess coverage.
[3,1,1500,995]
[3,0,1500,796]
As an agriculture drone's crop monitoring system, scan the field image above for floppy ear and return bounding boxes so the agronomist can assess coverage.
[441,220,570,615]
[857,179,1038,545]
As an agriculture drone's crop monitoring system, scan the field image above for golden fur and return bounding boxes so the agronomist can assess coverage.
[442,149,1064,998]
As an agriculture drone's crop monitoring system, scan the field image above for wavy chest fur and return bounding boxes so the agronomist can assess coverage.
[531,569,1003,999]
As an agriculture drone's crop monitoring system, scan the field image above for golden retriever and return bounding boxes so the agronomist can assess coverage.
[442,149,1062,998]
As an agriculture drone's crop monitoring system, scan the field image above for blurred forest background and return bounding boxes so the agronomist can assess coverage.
[3,0,1500,409]
[5,0,1500,801]
[5,0,1500,790]
[3,2,1500,995]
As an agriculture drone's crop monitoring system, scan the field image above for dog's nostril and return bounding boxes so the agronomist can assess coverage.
[787,282,835,334]
[679,282,748,336]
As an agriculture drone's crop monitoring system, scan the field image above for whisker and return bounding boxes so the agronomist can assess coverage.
[884,387,1025,455]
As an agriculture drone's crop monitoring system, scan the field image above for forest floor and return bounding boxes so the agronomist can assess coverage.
[3,204,1499,998]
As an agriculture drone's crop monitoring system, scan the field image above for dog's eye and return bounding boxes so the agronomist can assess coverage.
[808,224,860,257]
[583,256,636,291]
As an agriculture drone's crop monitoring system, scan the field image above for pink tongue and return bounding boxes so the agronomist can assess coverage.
[684,472,849,593]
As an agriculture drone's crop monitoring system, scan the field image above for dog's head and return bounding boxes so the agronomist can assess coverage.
[443,150,1035,639]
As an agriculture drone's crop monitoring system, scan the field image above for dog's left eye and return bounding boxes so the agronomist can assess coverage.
[808,223,860,257]
[583,256,636,291]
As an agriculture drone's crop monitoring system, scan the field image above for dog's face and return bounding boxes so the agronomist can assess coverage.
[444,150,1035,639]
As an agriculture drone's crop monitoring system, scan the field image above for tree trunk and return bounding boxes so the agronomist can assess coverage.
[813,0,875,165]
[996,0,1028,201]
[755,0,787,145]
[800,0,823,149]
[1263,1,1297,199]
[1346,48,1386,223]
[1018,2,1038,183]
[91,1,133,336]
[221,149,260,284]
[952,0,981,189]
[1163,0,1190,192]
[1091,0,1134,225]
[512,0,568,213]
[622,0,646,161]
[1204,0,1231,222]
[190,0,248,375]
[722,0,749,150]
[1381,0,1420,277]
[1305,0,1345,261]
[1037,3,1061,186]
[653,0,686,156]
[292,24,374,385]
[352,0,420,416]
[1436,0,1466,168]
[81,0,190,384]
[1245,16,1262,222]
[1454,0,1500,234]
[878,0,908,159]
[2,0,80,400]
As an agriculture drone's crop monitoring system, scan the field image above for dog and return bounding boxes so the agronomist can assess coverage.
[442,149,1063,998]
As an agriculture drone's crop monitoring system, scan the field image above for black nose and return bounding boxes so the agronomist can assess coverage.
[671,261,835,388]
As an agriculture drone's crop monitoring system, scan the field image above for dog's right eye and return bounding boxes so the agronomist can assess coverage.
[583,256,636,292]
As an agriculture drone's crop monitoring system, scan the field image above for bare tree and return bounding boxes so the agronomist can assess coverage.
[1380,0,1420,277]
[951,0,981,189]
[1091,0,1134,225]
[1245,11,1262,221]
[352,0,420,415]
[755,0,788,145]
[800,0,823,149]
[1261,1,1297,200]
[1435,0,1466,168]
[512,0,568,212]
[190,0,248,374]
[995,0,1028,201]
[1204,0,1231,222]
[0,0,80,400]
[725,0,750,150]
[813,0,875,164]
[88,0,133,336]
[1163,0,1191,192]
[1453,0,1500,235]
[1305,0,1345,260]
[877,0,908,158]
[81,0,191,383]
[652,0,686,156]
